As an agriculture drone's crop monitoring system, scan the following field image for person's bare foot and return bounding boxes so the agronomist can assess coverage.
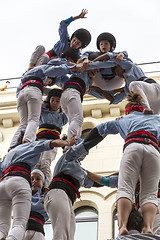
[119,226,129,235]
[22,139,30,144]
[143,108,154,114]
[142,226,153,234]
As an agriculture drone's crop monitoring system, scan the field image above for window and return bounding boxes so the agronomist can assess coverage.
[74,206,98,240]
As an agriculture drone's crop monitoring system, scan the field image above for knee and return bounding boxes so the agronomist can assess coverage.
[35,45,45,54]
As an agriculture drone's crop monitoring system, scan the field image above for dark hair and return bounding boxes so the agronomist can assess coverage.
[125,91,142,108]
[47,77,57,86]
[43,88,63,110]
[125,92,142,108]
[127,205,144,232]
[61,47,79,63]
[125,92,144,115]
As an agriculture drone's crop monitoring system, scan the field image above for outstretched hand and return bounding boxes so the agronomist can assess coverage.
[74,9,88,20]
[114,53,125,63]
[67,135,78,146]
[78,9,88,18]
[50,135,77,149]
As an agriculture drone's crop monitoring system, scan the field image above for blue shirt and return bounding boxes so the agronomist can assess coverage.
[31,187,49,222]
[52,17,80,57]
[53,143,94,188]
[39,108,68,130]
[70,59,116,92]
[16,58,72,96]
[97,111,160,140]
[1,140,51,171]
[82,50,128,77]
[111,59,146,104]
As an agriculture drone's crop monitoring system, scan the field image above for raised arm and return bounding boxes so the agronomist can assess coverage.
[72,9,88,20]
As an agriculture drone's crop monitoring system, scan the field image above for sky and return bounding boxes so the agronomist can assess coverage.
[0,0,160,88]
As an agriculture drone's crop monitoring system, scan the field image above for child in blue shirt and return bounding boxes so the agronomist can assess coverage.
[28,9,91,70]
[0,136,76,240]
[35,88,68,188]
[24,169,48,240]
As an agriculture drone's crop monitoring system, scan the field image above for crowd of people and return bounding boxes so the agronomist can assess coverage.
[0,8,160,240]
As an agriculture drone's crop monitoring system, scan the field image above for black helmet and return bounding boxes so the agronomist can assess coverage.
[96,32,116,52]
[61,47,79,63]
[71,28,91,49]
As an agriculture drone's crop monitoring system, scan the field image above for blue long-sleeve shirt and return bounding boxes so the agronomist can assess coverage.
[69,59,117,92]
[16,58,72,96]
[96,111,160,140]
[1,140,52,172]
[111,59,146,104]
[88,58,145,105]
[39,108,68,130]
[53,143,95,188]
[82,50,128,78]
[52,16,81,57]
[31,187,49,222]
[53,143,119,189]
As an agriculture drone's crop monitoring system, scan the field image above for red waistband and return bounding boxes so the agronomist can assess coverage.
[50,177,80,198]
[36,130,60,137]
[45,51,52,58]
[64,81,85,93]
[125,130,159,144]
[20,80,44,92]
[124,130,159,152]
[29,216,44,226]
[1,165,31,181]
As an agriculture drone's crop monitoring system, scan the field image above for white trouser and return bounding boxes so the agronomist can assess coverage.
[35,147,57,188]
[44,189,75,240]
[0,176,31,240]
[117,143,160,208]
[129,81,160,114]
[153,198,160,235]
[10,86,42,148]
[30,45,49,66]
[60,88,83,139]
[23,230,45,240]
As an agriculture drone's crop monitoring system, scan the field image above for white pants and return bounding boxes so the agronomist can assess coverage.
[23,230,45,240]
[60,88,83,139]
[30,45,49,66]
[44,189,75,240]
[0,176,31,240]
[10,86,42,148]
[129,81,160,114]
[35,147,57,188]
[153,198,160,235]
[117,143,160,207]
